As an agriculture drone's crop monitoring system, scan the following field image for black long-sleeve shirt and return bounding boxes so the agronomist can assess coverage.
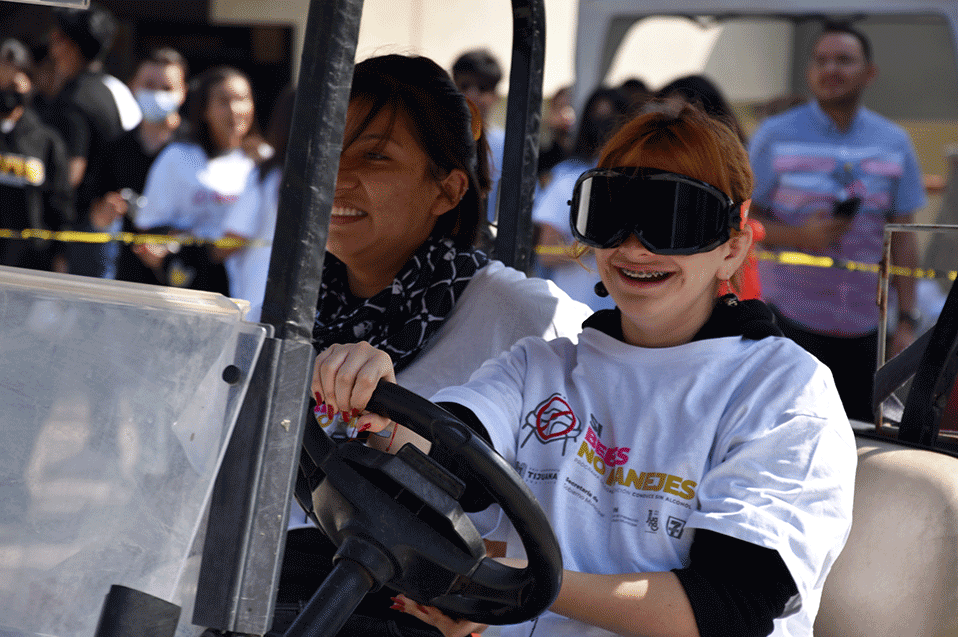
[0,108,74,270]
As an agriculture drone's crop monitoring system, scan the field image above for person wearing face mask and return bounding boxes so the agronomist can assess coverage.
[86,47,189,283]
[0,38,73,272]
[532,86,630,310]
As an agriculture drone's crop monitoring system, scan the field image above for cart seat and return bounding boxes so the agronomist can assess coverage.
[815,436,958,637]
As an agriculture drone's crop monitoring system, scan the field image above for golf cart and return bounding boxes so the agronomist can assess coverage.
[1,0,957,636]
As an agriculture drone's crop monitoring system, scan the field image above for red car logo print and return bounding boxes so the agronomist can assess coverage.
[521,393,582,454]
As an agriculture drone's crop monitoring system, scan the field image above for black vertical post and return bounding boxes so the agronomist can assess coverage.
[194,0,364,633]
[261,0,363,340]
[494,0,546,272]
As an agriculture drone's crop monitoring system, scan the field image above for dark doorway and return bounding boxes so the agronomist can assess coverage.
[0,1,293,130]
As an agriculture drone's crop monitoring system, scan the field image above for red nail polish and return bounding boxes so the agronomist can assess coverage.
[390,603,403,611]
[357,422,371,434]
[314,391,322,404]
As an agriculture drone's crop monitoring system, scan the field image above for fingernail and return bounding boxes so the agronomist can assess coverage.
[390,603,404,611]
[357,422,371,434]
[313,391,322,404]
[351,408,362,418]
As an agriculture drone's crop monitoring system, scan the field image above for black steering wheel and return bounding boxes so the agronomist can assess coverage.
[287,379,562,637]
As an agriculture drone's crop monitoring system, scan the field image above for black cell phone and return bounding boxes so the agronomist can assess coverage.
[833,196,862,219]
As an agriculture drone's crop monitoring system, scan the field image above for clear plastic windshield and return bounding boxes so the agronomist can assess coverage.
[0,267,267,637]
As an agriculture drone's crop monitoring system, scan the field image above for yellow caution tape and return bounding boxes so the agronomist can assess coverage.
[535,245,579,257]
[0,228,268,249]
[533,244,956,281]
[754,250,957,281]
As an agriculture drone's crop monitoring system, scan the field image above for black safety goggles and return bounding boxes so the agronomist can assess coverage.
[569,167,743,255]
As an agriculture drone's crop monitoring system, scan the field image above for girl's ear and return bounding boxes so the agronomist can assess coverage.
[718,222,754,282]
[430,168,469,217]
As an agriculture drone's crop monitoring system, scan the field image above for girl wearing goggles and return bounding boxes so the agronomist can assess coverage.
[312,100,855,637]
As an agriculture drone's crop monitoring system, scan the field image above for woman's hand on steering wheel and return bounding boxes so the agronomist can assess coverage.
[312,341,397,434]
[390,594,487,637]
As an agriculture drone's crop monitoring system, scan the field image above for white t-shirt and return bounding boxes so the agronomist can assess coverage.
[287,261,595,528]
[432,329,856,637]
[101,74,142,131]
[223,167,280,319]
[137,142,256,239]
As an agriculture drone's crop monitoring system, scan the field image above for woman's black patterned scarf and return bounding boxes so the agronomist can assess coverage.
[313,237,489,372]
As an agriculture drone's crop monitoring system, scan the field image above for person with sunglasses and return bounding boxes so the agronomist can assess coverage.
[312,100,856,637]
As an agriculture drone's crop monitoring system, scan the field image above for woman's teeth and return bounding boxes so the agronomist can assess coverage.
[331,206,365,217]
[620,268,670,281]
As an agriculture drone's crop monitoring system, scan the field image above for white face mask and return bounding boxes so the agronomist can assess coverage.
[135,89,180,123]
[0,118,15,134]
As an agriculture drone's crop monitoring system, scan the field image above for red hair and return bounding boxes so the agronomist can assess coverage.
[597,99,760,297]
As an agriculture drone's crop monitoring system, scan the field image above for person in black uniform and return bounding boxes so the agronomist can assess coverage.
[86,47,189,283]
[0,38,73,272]
[39,2,128,277]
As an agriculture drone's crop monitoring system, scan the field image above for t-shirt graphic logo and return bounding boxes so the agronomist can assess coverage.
[666,516,686,539]
[521,393,582,454]
[646,509,659,533]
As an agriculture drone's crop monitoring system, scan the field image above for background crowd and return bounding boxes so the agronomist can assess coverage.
[0,3,285,319]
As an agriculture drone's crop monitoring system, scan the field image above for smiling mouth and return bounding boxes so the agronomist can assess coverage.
[619,267,672,283]
[331,206,366,218]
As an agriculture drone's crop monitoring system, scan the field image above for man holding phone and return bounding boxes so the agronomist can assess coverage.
[748,21,925,422]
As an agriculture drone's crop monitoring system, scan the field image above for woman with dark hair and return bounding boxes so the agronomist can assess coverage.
[266,53,591,637]
[532,86,630,310]
[133,65,259,294]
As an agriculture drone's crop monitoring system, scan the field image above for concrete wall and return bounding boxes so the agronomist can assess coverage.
[211,0,581,97]
[209,2,958,118]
